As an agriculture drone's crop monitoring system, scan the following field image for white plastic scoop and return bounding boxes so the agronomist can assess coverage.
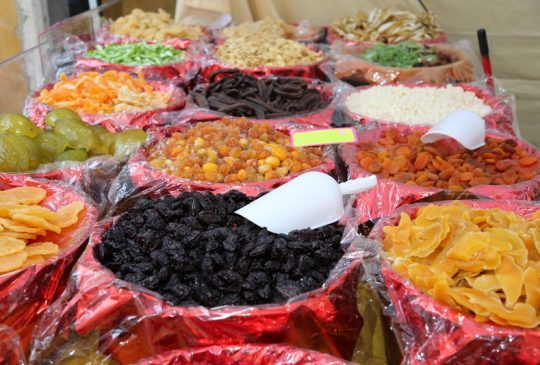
[421,110,486,150]
[236,171,377,234]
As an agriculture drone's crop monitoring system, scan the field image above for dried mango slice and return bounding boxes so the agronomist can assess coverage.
[49,201,84,228]
[524,266,540,308]
[495,255,524,308]
[24,242,59,256]
[0,187,46,205]
[0,250,28,273]
[0,237,25,256]
[11,214,61,233]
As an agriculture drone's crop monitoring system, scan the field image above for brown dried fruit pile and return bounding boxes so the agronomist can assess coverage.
[356,128,539,190]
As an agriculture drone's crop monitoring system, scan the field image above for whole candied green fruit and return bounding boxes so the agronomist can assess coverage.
[44,108,81,127]
[55,149,88,162]
[54,119,100,151]
[16,135,42,170]
[111,129,148,161]
[0,113,41,138]
[89,125,114,155]
[36,132,69,161]
[0,134,30,171]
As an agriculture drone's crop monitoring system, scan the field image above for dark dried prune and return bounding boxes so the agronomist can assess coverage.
[96,191,345,307]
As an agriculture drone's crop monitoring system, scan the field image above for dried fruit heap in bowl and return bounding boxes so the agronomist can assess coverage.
[216,35,322,68]
[361,42,452,68]
[332,8,442,43]
[356,128,538,191]
[0,187,84,274]
[110,8,202,41]
[383,202,540,328]
[146,118,325,183]
[222,18,295,40]
[86,42,185,66]
[38,71,172,114]
[96,191,345,307]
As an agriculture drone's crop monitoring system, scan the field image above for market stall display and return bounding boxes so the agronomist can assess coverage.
[109,8,203,42]
[26,71,185,131]
[0,111,147,173]
[366,200,540,364]
[341,125,540,222]
[334,42,475,85]
[329,8,446,44]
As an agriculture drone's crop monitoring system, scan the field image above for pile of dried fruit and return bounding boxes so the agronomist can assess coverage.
[38,71,172,114]
[383,202,540,328]
[0,186,84,274]
[192,71,330,119]
[356,128,538,190]
[0,110,147,171]
[96,191,345,306]
[146,118,324,183]
[221,18,295,40]
[86,42,185,66]
[332,8,443,43]
[361,42,451,68]
[110,8,202,41]
[216,36,322,68]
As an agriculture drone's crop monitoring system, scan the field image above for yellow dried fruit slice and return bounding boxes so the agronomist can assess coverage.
[50,201,84,228]
[0,231,37,240]
[0,218,47,235]
[10,205,57,221]
[495,255,524,308]
[11,214,61,233]
[0,187,46,205]
[0,250,28,273]
[24,242,59,256]
[21,254,45,268]
[0,236,25,256]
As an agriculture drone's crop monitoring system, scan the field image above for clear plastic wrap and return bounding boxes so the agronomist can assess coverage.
[184,75,351,129]
[0,174,98,350]
[0,325,27,365]
[332,41,478,85]
[340,125,540,223]
[135,344,354,364]
[362,200,540,365]
[201,44,328,81]
[29,194,363,364]
[73,39,201,86]
[109,122,337,203]
[336,83,516,135]
[24,80,186,132]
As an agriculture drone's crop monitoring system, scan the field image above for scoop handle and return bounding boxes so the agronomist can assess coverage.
[339,175,377,195]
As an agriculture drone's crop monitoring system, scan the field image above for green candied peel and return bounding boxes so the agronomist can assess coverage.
[86,42,185,66]
[361,41,438,68]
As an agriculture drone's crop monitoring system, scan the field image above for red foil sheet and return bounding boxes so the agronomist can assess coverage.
[184,78,337,129]
[29,219,363,364]
[127,123,336,197]
[339,84,516,135]
[340,125,540,223]
[24,81,186,132]
[326,27,449,46]
[0,325,26,365]
[367,200,540,365]
[74,40,200,85]
[135,344,354,365]
[201,47,328,81]
[0,174,98,350]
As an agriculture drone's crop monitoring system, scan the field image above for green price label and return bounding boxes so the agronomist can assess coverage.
[291,128,358,147]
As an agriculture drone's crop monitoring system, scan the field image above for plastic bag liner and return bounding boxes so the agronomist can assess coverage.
[0,174,98,350]
[0,325,27,365]
[73,39,200,85]
[326,29,448,46]
[24,80,186,132]
[340,125,540,223]
[29,211,363,364]
[337,83,516,136]
[332,41,476,86]
[363,200,540,365]
[135,344,355,365]
[200,45,328,81]
[183,77,348,129]
[119,123,336,200]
